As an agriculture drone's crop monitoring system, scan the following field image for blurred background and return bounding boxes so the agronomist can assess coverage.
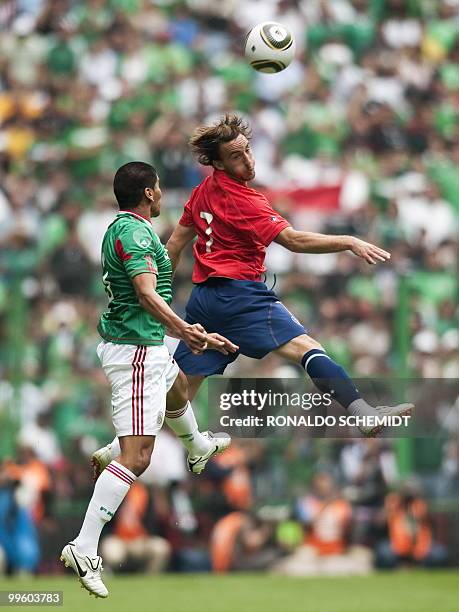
[0,0,458,580]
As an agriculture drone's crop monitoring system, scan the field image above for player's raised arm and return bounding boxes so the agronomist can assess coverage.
[274,227,391,265]
[166,223,196,271]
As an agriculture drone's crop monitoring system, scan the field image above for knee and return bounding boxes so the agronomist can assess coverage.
[423,543,448,567]
[166,371,189,411]
[306,339,324,352]
[276,334,325,364]
[121,445,153,476]
[375,541,398,569]
[101,536,126,567]
[134,448,153,475]
[295,339,325,363]
[146,537,172,562]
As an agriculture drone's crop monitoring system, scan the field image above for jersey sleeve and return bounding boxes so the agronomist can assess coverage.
[228,190,291,246]
[115,225,158,278]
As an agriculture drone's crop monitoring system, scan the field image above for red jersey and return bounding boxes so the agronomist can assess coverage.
[179,170,290,283]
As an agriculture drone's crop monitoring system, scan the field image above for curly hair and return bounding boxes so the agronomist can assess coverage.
[189,114,252,166]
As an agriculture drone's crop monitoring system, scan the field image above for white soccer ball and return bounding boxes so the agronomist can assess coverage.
[244,21,296,73]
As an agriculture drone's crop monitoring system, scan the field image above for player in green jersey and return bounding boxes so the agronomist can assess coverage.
[61,162,237,598]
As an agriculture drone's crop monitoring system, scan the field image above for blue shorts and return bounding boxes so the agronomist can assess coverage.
[174,278,306,376]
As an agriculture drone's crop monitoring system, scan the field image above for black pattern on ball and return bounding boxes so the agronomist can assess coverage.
[260,22,292,50]
[250,59,286,73]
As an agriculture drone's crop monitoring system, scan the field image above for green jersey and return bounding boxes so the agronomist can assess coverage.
[98,211,173,345]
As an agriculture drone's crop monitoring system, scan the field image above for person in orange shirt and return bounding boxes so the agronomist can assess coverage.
[296,472,352,556]
[210,511,281,573]
[376,480,447,568]
[273,472,372,575]
[212,443,253,511]
[3,446,51,523]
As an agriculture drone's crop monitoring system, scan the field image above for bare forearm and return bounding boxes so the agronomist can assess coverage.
[275,227,391,264]
[138,288,187,338]
[287,231,353,254]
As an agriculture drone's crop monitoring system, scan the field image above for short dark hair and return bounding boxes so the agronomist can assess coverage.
[113,162,158,209]
[189,113,252,166]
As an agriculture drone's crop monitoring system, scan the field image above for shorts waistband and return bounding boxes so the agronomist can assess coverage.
[197,277,266,288]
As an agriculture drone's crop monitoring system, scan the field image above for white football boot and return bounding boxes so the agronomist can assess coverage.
[187,431,231,474]
[60,541,108,598]
[358,403,414,436]
[91,444,113,481]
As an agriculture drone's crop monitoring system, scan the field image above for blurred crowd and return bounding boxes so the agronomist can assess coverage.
[0,435,455,575]
[0,0,458,576]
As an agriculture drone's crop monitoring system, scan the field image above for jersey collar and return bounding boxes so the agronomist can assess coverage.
[116,211,152,225]
[213,168,248,187]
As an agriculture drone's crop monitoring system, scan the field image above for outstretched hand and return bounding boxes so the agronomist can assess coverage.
[350,238,391,265]
[182,324,239,355]
[205,332,239,355]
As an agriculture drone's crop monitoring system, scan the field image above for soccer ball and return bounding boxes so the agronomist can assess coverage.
[244,21,295,73]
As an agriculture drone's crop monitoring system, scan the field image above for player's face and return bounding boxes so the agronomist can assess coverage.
[146,179,162,217]
[216,134,255,182]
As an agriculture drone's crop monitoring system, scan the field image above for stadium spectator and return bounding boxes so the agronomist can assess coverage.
[3,446,51,524]
[273,472,372,575]
[0,462,40,574]
[376,480,448,569]
[340,439,398,545]
[210,511,282,573]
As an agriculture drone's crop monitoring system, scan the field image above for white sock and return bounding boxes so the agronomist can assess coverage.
[348,398,375,417]
[74,460,136,557]
[165,401,211,455]
[108,437,121,460]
